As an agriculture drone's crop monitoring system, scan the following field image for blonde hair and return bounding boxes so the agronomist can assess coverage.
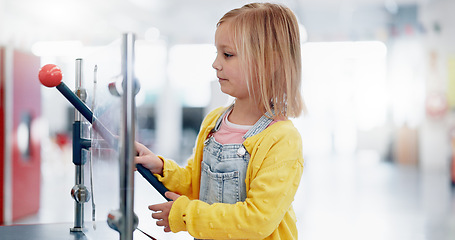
[217,2,304,118]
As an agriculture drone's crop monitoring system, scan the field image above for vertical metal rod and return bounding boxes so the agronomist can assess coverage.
[73,58,84,231]
[119,33,136,240]
[73,166,84,230]
[75,59,83,121]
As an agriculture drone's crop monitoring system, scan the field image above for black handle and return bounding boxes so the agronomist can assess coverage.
[136,164,171,201]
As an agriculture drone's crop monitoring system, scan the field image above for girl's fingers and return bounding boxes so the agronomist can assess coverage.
[156,219,167,227]
[148,202,167,211]
[151,211,164,220]
[164,191,180,201]
[152,210,171,232]
[148,195,177,232]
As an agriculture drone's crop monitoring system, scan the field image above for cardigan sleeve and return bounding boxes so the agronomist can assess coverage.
[154,156,195,198]
[168,125,304,239]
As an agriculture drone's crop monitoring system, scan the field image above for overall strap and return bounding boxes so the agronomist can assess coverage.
[211,104,234,133]
[243,113,274,139]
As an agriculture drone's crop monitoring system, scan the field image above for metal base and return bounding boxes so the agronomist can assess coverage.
[70,227,84,232]
[0,221,118,240]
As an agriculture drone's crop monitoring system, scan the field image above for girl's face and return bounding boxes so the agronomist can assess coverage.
[212,22,250,100]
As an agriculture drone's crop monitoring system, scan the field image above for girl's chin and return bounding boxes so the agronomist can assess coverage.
[219,86,231,95]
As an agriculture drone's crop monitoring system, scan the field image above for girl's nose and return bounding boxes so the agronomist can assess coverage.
[212,57,221,71]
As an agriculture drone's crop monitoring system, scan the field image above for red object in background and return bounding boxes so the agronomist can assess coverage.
[55,133,69,150]
[38,64,62,88]
[0,48,41,224]
[425,93,449,118]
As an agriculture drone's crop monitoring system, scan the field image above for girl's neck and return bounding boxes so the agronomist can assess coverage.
[228,99,263,125]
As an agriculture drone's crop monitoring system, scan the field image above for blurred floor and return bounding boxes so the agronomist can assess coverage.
[295,152,455,240]
[11,149,455,240]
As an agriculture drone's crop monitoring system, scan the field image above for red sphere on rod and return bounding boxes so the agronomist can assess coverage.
[38,64,63,87]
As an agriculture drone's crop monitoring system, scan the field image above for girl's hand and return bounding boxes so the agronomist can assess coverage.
[149,191,181,232]
[134,142,164,175]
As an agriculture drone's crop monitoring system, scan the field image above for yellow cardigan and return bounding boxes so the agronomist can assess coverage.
[155,107,304,239]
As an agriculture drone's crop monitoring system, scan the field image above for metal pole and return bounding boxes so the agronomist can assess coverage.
[71,58,86,232]
[119,32,137,240]
[75,59,83,122]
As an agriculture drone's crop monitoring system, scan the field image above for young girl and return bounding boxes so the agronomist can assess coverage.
[135,2,304,239]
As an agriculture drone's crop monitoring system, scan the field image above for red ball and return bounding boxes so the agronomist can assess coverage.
[38,64,62,87]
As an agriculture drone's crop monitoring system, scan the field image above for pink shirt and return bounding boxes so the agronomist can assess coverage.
[213,111,277,144]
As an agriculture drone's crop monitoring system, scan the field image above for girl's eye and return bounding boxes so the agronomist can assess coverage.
[224,53,233,58]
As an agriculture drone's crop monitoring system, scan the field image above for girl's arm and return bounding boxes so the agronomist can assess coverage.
[134,141,196,198]
[154,155,196,198]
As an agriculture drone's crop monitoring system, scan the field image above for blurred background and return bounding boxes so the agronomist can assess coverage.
[1,0,455,239]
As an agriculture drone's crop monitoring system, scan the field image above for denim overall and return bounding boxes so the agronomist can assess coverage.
[199,108,274,205]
